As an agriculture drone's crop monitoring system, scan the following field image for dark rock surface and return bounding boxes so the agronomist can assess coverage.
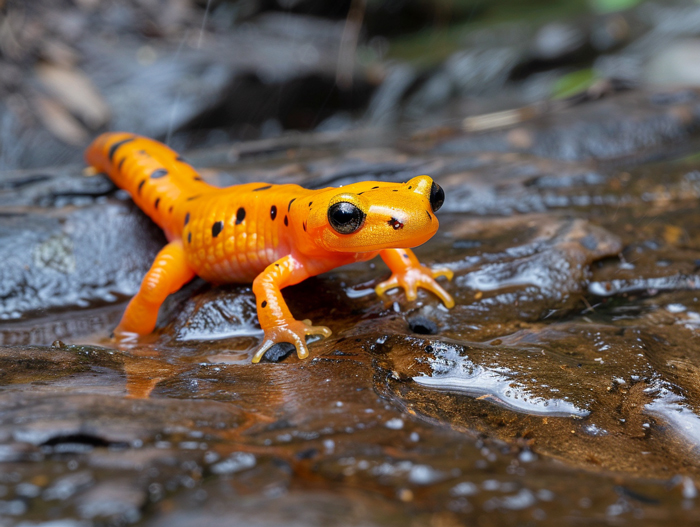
[430,90,700,162]
[2,86,700,526]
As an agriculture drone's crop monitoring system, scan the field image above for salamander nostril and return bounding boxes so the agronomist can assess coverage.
[429,182,444,213]
[388,217,404,230]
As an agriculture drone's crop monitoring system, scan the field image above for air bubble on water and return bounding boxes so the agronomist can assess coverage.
[385,418,404,430]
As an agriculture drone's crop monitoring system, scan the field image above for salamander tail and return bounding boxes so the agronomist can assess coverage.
[84,132,214,236]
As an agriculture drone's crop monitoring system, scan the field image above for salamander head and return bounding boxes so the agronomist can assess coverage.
[303,175,445,253]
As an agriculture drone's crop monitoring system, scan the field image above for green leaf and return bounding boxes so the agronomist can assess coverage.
[552,69,599,99]
[589,0,642,14]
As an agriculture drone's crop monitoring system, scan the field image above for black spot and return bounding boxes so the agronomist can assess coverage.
[270,205,277,220]
[426,210,432,220]
[408,186,412,189]
[117,157,126,171]
[288,198,296,212]
[308,201,313,207]
[357,192,364,195]
[393,189,398,192]
[188,232,192,243]
[303,221,307,232]
[254,185,272,192]
[408,316,438,335]
[108,137,134,162]
[154,197,160,209]
[388,217,404,230]
[275,263,280,267]
[212,221,223,237]
[372,186,379,189]
[193,176,203,181]
[236,207,246,225]
[284,215,288,226]
[137,180,146,195]
[184,212,190,226]
[151,168,168,179]
[169,205,173,213]
[186,195,201,201]
[261,300,268,308]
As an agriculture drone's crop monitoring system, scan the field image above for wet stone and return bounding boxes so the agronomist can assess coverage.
[430,90,700,162]
[4,87,700,525]
[0,198,164,323]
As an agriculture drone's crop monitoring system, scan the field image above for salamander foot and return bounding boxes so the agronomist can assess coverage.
[252,319,332,363]
[376,264,454,308]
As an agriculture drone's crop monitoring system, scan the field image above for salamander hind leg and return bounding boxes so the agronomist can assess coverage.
[375,248,454,308]
[251,256,331,363]
[115,240,196,340]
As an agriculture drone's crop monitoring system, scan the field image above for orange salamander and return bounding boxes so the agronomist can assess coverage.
[85,132,454,362]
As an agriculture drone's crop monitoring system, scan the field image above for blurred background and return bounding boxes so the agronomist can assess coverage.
[2,0,700,170]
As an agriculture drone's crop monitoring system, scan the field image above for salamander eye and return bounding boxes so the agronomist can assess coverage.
[328,202,365,234]
[429,182,444,213]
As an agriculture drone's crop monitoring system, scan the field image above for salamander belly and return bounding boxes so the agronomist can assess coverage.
[180,189,290,284]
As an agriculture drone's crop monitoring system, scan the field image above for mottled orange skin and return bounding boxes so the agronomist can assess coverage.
[85,133,454,362]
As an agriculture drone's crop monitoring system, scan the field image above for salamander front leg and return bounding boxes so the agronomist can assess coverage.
[115,240,195,339]
[375,248,454,308]
[252,255,331,363]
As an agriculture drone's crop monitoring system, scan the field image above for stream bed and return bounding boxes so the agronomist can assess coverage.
[2,86,700,525]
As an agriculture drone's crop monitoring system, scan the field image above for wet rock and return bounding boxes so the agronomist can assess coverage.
[365,64,418,126]
[1,4,376,170]
[0,200,163,322]
[0,304,124,347]
[76,480,146,523]
[161,283,261,343]
[372,6,637,126]
[645,39,700,87]
[85,12,374,144]
[0,169,116,208]
[434,153,609,215]
[420,215,623,340]
[148,491,414,527]
[42,471,94,501]
[444,47,522,96]
[597,3,700,85]
[431,90,700,162]
[4,74,700,525]
[375,320,700,478]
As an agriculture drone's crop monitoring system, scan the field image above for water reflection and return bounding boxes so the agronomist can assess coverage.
[413,342,589,417]
[645,380,700,453]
